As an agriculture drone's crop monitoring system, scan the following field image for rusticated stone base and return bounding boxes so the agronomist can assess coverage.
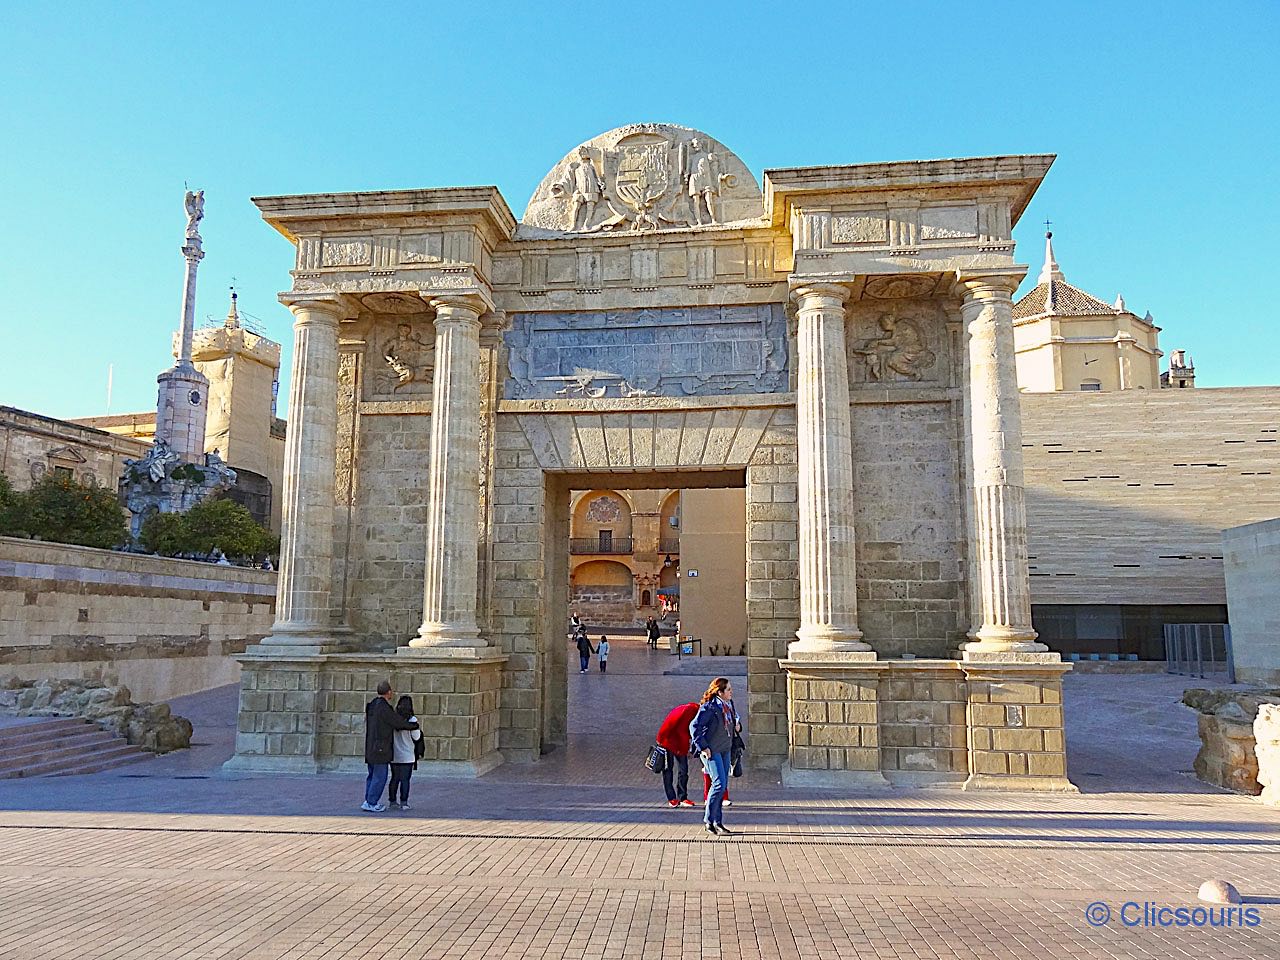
[779,656,1075,792]
[223,647,507,777]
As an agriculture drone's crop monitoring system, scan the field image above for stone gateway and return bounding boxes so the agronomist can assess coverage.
[226,123,1073,791]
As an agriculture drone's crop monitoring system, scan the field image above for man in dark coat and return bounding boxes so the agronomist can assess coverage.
[363,679,418,812]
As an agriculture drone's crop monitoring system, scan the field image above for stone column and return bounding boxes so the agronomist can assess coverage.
[790,283,872,658]
[410,294,489,650]
[960,275,1049,657]
[259,295,351,654]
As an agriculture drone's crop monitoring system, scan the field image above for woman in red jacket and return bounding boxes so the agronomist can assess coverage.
[655,701,698,807]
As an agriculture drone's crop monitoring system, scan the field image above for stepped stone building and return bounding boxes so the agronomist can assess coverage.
[226,123,1077,791]
[1008,236,1280,658]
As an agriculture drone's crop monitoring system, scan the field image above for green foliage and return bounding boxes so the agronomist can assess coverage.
[138,511,185,556]
[171,463,206,483]
[2,473,129,549]
[140,497,278,560]
[0,473,19,535]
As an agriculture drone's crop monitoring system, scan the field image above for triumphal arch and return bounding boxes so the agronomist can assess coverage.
[226,124,1073,791]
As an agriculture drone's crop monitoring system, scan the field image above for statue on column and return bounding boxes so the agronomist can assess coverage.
[184,190,205,240]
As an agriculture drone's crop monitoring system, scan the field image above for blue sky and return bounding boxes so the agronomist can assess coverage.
[1,1,1276,419]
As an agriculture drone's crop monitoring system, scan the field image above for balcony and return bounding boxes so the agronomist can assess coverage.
[659,537,680,555]
[570,537,634,555]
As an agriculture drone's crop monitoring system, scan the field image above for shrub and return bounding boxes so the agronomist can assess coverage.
[4,473,129,549]
[0,473,18,535]
[140,497,278,560]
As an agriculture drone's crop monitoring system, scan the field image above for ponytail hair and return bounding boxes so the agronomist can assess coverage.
[700,677,730,704]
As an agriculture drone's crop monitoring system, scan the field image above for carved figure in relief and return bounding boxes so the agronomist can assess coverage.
[382,323,435,390]
[552,148,605,231]
[851,314,935,381]
[183,190,204,239]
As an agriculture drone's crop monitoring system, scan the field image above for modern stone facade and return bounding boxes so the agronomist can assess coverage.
[228,123,1073,789]
[1223,517,1280,685]
[0,535,276,700]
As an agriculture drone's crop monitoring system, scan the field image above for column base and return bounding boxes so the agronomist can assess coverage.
[253,624,353,656]
[410,623,484,650]
[397,643,504,661]
[787,646,878,663]
[962,644,1058,664]
[791,626,874,658]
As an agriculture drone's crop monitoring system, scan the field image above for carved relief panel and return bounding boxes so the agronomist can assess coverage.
[845,297,955,388]
[504,304,788,400]
[360,300,437,400]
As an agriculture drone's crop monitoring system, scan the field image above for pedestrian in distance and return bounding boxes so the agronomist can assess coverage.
[387,694,422,810]
[597,635,610,672]
[690,676,735,835]
[656,700,699,808]
[568,611,583,641]
[575,631,596,674]
[362,680,419,813]
[645,616,661,649]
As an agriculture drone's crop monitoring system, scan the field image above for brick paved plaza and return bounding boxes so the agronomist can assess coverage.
[1,642,1277,959]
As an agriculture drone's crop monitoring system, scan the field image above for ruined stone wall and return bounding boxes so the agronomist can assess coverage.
[0,536,276,700]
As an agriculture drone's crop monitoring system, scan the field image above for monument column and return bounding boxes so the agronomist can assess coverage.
[410,294,489,650]
[259,294,352,653]
[790,283,872,657]
[959,275,1048,656]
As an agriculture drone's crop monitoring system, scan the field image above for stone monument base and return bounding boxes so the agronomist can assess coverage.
[778,655,1076,792]
[222,646,507,777]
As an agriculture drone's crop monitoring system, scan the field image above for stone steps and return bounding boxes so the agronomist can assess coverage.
[0,717,154,779]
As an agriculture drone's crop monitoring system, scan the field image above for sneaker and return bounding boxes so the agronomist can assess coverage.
[681,799,696,807]
[668,800,680,807]
[371,802,387,812]
[399,802,411,810]
[388,801,401,810]
[716,824,733,835]
[705,823,719,835]
[723,799,733,807]
[360,802,377,812]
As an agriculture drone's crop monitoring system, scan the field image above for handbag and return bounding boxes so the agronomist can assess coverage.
[730,732,746,778]
[644,743,667,774]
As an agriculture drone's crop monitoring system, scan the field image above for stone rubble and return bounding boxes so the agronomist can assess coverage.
[0,675,193,753]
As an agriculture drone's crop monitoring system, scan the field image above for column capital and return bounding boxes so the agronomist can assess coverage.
[278,293,359,323]
[956,270,1026,303]
[421,290,493,322]
[790,282,851,309]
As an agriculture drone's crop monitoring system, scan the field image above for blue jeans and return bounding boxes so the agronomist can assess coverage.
[702,751,729,826]
[579,654,589,671]
[364,763,390,806]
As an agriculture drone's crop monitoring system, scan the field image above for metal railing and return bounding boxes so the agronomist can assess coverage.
[659,537,680,554]
[569,537,634,555]
[1164,623,1235,683]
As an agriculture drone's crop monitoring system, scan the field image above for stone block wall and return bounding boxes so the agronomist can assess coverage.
[785,672,881,779]
[879,667,967,779]
[228,652,504,775]
[1194,714,1261,795]
[342,411,431,646]
[0,536,276,701]
[851,398,967,658]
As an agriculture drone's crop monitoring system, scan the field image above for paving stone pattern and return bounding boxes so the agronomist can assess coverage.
[1,646,1278,959]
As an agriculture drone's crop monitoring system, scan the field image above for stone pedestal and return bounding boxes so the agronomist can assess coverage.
[779,656,889,789]
[960,659,1075,792]
[779,656,1076,792]
[224,649,508,777]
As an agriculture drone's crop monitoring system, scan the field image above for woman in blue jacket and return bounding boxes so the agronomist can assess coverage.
[689,676,735,835]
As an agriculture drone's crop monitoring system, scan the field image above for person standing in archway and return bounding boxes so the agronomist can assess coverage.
[690,677,735,835]
[575,631,596,674]
[645,616,661,649]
